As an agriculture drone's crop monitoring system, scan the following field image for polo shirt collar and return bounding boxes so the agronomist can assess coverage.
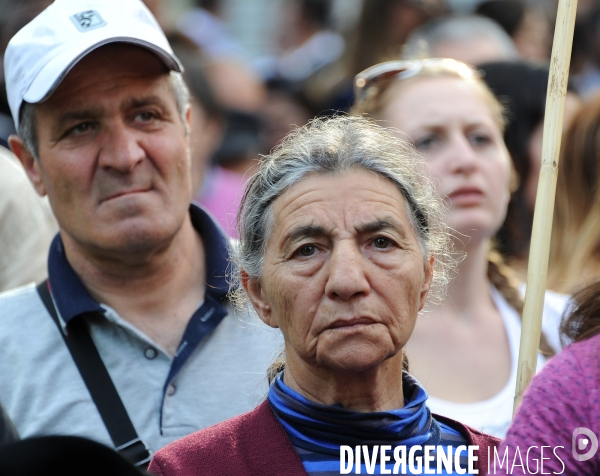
[47,203,231,325]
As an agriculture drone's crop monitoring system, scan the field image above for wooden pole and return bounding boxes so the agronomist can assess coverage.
[513,0,578,414]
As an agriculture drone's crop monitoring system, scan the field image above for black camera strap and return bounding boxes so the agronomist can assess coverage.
[36,280,152,468]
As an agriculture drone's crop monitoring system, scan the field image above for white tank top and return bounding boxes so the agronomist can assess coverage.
[425,287,558,438]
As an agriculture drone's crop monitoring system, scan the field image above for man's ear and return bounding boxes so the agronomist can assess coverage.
[419,254,435,311]
[8,135,46,197]
[241,270,277,328]
[185,104,192,135]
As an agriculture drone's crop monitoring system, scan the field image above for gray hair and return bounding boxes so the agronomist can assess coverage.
[18,70,190,161]
[402,15,519,61]
[232,114,455,308]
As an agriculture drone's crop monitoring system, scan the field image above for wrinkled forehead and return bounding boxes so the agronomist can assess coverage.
[267,169,423,247]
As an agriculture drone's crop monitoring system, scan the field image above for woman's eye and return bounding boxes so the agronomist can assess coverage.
[297,245,316,257]
[373,237,391,249]
[469,133,491,146]
[414,135,438,151]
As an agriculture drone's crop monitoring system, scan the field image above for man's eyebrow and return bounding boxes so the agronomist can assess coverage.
[123,95,166,110]
[53,108,102,135]
[53,96,169,136]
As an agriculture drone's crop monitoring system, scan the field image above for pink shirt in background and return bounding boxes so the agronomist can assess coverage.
[194,167,246,238]
[498,333,600,475]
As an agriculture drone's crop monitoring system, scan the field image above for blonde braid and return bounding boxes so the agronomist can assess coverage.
[487,249,555,357]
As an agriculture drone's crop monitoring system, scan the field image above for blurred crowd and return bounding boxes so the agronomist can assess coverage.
[1,0,600,254]
[3,0,600,473]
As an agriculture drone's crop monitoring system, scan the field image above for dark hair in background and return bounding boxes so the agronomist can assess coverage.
[561,280,600,344]
[166,32,223,121]
[297,0,333,29]
[478,60,576,262]
[475,0,525,37]
[195,0,220,13]
[265,78,317,116]
[349,0,400,75]
[571,3,600,71]
[348,0,447,77]
[0,0,52,117]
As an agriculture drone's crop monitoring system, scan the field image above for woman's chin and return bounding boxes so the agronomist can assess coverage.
[447,211,506,243]
[315,339,397,374]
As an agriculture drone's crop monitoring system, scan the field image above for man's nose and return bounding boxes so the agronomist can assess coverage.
[325,242,370,301]
[98,123,145,172]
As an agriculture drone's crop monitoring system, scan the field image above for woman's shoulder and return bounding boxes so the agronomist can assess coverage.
[516,333,600,416]
[552,332,600,380]
[433,414,500,476]
[149,401,306,476]
[544,332,600,372]
[568,331,600,353]
[149,402,273,475]
[434,413,500,448]
[500,335,600,474]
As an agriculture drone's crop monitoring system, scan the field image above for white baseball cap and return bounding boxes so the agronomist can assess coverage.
[4,0,183,131]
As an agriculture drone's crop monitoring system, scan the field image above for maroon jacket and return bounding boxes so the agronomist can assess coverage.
[149,400,500,476]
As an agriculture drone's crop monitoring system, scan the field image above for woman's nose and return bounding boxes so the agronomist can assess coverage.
[449,135,477,174]
[325,242,370,301]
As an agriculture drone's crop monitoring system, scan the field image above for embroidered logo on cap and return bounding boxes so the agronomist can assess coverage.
[70,10,106,32]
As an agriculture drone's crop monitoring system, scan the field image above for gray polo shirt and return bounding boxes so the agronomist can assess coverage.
[0,205,282,454]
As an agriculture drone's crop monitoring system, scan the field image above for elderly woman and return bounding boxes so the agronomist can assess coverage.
[148,115,498,476]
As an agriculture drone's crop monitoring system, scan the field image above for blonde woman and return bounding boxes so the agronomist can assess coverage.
[548,94,600,295]
[353,58,566,437]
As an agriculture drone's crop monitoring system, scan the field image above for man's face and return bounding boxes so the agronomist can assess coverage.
[31,44,191,257]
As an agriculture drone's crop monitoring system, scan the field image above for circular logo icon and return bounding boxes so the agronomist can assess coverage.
[572,428,598,462]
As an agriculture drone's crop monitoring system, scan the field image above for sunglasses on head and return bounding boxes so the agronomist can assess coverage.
[353,58,479,104]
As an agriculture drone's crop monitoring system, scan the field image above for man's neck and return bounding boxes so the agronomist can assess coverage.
[62,216,206,355]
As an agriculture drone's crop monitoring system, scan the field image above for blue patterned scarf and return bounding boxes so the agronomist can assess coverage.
[268,371,441,455]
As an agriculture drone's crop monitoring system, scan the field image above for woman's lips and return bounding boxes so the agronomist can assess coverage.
[328,317,376,329]
[447,187,484,205]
